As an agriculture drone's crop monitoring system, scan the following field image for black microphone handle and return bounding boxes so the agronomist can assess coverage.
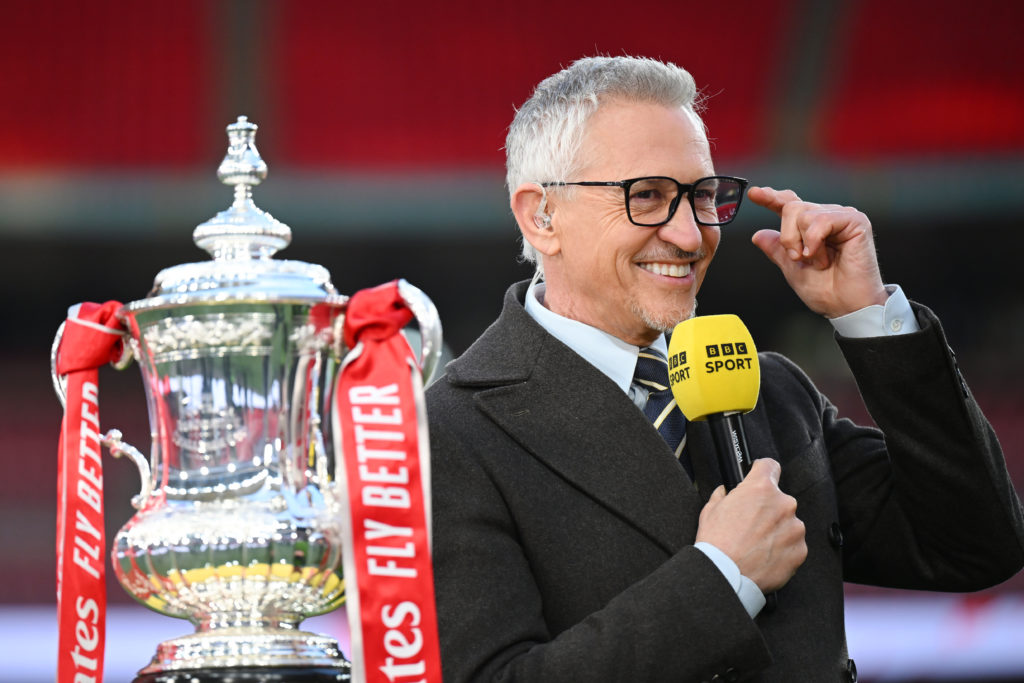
[705,412,778,612]
[706,412,752,490]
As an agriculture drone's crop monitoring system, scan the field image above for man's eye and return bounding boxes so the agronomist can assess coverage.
[692,189,716,203]
[631,189,662,202]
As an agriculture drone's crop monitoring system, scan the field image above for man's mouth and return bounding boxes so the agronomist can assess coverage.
[639,262,692,278]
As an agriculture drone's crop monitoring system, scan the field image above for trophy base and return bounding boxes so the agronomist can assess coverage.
[135,627,351,680]
[134,666,350,682]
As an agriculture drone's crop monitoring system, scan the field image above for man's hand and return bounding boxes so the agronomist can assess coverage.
[696,458,807,593]
[748,186,888,318]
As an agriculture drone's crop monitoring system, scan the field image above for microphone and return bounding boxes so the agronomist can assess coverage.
[667,314,760,490]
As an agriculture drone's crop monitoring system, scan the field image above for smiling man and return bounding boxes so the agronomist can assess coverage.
[426,56,1024,682]
[523,100,720,344]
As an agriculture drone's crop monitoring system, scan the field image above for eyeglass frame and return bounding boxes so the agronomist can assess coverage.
[539,175,749,227]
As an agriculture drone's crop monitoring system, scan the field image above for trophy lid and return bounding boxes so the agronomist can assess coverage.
[126,116,341,312]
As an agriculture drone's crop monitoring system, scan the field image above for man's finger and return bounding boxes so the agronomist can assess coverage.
[751,229,791,268]
[798,214,836,268]
[708,485,727,504]
[749,457,782,486]
[747,186,802,215]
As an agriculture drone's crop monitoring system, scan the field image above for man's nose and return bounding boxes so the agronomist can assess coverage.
[656,203,703,252]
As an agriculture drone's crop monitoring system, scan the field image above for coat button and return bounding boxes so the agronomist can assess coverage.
[724,668,740,682]
[845,658,858,682]
[829,521,844,548]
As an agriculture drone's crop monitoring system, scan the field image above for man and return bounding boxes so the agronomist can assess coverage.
[426,56,1024,682]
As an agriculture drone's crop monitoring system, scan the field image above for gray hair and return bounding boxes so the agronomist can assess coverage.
[505,56,704,271]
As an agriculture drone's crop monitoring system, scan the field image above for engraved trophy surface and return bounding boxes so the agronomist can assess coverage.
[52,117,442,682]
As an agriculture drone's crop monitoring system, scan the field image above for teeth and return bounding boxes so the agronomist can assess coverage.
[640,262,691,277]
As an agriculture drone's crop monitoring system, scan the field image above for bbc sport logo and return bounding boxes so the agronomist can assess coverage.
[669,351,687,369]
[706,342,749,357]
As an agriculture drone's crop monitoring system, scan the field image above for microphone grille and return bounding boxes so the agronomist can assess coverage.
[667,314,760,420]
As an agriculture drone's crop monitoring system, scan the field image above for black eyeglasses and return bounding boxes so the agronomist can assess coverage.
[541,175,749,227]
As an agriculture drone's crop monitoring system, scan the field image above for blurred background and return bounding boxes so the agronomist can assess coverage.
[2,1,1023,680]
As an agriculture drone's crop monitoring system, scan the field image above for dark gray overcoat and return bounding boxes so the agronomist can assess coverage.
[426,281,1024,682]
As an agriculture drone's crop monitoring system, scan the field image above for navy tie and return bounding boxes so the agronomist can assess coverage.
[633,347,691,476]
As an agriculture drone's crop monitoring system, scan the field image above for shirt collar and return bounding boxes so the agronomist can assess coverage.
[524,280,668,394]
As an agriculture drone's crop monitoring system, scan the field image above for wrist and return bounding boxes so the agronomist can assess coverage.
[825,285,889,319]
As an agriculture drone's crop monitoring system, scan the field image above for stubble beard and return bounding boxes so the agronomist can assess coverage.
[630,296,697,334]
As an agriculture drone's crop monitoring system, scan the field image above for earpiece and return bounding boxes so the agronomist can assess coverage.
[532,183,552,229]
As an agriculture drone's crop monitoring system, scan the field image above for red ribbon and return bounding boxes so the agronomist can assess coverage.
[55,301,125,683]
[335,281,443,683]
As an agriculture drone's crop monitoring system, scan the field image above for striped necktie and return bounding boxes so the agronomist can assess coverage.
[633,347,691,475]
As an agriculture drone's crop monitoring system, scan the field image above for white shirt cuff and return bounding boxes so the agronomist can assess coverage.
[695,541,766,618]
[828,284,920,338]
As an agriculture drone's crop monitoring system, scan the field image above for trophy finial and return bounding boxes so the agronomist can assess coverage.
[193,116,291,260]
[217,116,267,187]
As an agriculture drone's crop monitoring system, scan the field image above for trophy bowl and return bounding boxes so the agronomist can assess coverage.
[51,117,442,682]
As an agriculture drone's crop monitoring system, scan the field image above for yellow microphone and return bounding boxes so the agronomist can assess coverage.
[667,314,760,489]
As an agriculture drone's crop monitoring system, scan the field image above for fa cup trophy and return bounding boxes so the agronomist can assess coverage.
[51,117,443,682]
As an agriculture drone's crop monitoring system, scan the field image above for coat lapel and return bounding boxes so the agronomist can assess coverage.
[447,282,704,555]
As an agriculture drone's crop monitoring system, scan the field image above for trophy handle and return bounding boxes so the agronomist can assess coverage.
[397,279,443,385]
[51,322,151,509]
[102,429,154,510]
[50,321,134,409]
[50,322,68,407]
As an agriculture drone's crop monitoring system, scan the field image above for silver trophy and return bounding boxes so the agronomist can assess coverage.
[51,116,442,681]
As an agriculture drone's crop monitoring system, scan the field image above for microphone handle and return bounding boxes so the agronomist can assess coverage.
[706,412,779,612]
[706,412,752,490]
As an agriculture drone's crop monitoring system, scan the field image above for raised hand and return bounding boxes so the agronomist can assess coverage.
[747,186,888,319]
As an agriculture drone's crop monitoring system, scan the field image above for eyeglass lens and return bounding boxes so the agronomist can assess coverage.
[626,176,743,226]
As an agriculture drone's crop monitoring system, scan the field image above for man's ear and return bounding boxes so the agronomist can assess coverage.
[511,182,560,257]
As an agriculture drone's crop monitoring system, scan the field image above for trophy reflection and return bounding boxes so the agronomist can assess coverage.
[52,116,441,682]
